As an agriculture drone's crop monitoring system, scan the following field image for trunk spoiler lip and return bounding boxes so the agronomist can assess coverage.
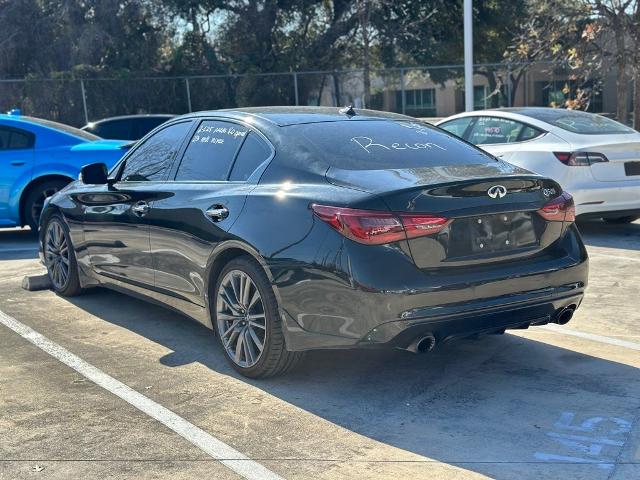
[327,171,558,197]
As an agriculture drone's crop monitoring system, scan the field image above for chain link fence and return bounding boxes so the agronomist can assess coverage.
[0,61,611,127]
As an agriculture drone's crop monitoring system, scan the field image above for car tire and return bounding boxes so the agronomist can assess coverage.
[213,256,305,378]
[43,214,83,297]
[23,179,69,232]
[603,216,639,224]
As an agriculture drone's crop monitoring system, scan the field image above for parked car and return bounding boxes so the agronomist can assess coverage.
[437,108,640,223]
[39,107,588,378]
[81,114,175,140]
[0,111,129,230]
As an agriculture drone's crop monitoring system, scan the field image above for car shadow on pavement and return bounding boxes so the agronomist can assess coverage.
[66,289,640,479]
[577,219,640,251]
[0,228,39,260]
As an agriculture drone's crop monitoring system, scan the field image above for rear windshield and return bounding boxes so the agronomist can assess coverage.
[520,109,635,135]
[292,120,493,170]
[25,116,100,141]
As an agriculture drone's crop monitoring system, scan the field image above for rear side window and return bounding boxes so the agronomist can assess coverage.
[519,125,543,141]
[120,121,192,182]
[292,120,491,170]
[175,120,248,181]
[467,117,525,145]
[229,132,271,181]
[0,126,34,150]
[93,120,132,140]
[439,117,473,138]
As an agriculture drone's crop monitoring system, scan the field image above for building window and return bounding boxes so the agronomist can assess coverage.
[534,80,603,113]
[395,88,436,116]
[474,85,488,110]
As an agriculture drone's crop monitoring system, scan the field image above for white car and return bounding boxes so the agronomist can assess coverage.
[437,108,640,223]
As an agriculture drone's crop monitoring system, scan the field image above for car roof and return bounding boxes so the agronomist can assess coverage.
[88,114,176,125]
[183,106,416,127]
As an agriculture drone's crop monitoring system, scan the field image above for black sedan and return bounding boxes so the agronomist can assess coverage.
[39,107,588,378]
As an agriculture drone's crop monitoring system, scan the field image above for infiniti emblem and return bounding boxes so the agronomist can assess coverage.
[487,185,507,199]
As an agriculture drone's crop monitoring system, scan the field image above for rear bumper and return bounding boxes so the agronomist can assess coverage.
[571,181,640,216]
[273,224,589,351]
[360,287,583,349]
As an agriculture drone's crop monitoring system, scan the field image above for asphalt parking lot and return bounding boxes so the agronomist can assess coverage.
[0,222,639,480]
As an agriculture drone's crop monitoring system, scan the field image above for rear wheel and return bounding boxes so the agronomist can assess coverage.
[44,215,83,296]
[603,216,639,224]
[213,256,304,378]
[23,179,69,232]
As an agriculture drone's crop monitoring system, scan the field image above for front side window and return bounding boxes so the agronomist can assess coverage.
[0,126,34,150]
[467,117,525,145]
[120,121,192,182]
[175,120,249,181]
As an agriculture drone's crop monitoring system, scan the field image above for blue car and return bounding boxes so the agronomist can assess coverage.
[0,111,129,230]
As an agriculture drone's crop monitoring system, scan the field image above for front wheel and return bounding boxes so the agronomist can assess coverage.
[43,215,83,296]
[213,257,304,378]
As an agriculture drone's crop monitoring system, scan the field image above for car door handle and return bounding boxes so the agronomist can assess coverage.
[132,201,150,216]
[205,205,229,222]
[11,161,25,166]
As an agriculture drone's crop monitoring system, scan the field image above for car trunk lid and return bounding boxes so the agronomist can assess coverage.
[573,136,640,182]
[326,165,567,269]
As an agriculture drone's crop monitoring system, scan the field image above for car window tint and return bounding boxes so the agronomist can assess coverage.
[120,121,192,182]
[135,117,171,139]
[467,117,524,145]
[519,125,543,141]
[439,117,473,138]
[175,120,248,181]
[292,120,492,170]
[0,127,33,150]
[9,130,33,148]
[0,128,11,149]
[518,108,635,134]
[95,120,132,140]
[229,132,271,181]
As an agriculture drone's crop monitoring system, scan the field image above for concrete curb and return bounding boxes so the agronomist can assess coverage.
[22,274,52,291]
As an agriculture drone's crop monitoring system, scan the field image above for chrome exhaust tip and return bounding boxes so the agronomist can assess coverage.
[555,305,576,325]
[407,334,436,354]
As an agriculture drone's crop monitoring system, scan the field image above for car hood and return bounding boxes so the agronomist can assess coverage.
[70,139,131,152]
[325,161,536,194]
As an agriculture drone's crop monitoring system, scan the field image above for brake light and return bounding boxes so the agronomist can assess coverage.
[311,204,449,245]
[554,152,609,166]
[537,192,575,222]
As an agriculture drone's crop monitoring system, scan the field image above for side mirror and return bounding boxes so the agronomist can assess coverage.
[80,163,108,185]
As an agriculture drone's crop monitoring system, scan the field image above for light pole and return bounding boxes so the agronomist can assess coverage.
[464,0,473,112]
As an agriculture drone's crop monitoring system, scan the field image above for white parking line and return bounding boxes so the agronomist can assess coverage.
[588,252,640,263]
[542,324,640,352]
[0,309,283,480]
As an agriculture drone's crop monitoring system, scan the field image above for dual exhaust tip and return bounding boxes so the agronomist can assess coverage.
[406,304,577,354]
[554,305,576,325]
[407,333,436,354]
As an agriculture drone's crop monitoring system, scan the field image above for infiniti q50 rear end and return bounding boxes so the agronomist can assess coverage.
[39,107,588,378]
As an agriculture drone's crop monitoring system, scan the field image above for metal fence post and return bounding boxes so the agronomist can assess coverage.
[293,72,299,106]
[185,78,192,112]
[400,68,406,115]
[79,79,89,124]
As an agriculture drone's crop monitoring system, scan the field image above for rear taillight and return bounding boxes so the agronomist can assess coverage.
[537,192,576,222]
[311,204,449,245]
[554,152,609,166]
